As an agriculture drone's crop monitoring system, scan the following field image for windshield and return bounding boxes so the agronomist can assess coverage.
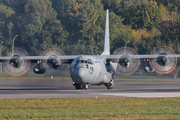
[77,60,87,64]
[77,59,93,64]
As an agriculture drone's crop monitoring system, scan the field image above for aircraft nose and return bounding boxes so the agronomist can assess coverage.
[76,68,89,83]
[78,68,85,79]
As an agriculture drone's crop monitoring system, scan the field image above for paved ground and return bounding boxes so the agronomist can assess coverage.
[0,79,180,99]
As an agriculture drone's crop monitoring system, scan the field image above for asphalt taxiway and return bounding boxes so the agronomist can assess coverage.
[0,79,180,99]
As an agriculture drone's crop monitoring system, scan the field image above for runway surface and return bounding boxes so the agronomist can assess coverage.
[0,79,180,99]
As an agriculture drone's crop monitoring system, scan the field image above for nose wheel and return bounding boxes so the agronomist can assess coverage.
[82,84,89,90]
[73,82,88,90]
[75,84,82,90]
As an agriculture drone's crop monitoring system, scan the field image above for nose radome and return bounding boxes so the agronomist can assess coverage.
[78,68,85,78]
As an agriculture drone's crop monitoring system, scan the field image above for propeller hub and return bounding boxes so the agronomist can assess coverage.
[157,54,169,66]
[10,55,22,68]
[51,58,57,65]
[47,55,60,69]
[119,56,130,68]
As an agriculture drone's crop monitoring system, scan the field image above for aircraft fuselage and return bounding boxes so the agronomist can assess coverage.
[70,55,115,88]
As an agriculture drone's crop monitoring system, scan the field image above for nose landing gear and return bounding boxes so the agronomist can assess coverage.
[73,82,89,90]
[82,83,88,90]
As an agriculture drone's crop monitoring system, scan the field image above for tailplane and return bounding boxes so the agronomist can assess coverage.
[101,9,110,55]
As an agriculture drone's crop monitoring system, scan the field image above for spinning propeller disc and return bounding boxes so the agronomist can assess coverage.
[149,46,177,74]
[40,48,66,72]
[3,48,30,76]
[113,47,140,75]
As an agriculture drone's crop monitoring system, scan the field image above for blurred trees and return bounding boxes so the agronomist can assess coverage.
[0,2,15,52]
[118,0,164,30]
[0,0,180,55]
[13,0,69,55]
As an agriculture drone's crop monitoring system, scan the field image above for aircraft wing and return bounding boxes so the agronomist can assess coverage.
[0,55,80,63]
[100,46,178,75]
[1,47,82,76]
[1,46,179,76]
[100,54,178,60]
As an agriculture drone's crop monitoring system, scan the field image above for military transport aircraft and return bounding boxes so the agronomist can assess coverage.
[1,10,178,89]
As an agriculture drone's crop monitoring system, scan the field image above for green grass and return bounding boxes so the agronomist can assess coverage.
[0,98,180,119]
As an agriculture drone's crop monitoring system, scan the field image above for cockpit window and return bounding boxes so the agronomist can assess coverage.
[77,60,87,64]
[77,59,93,64]
[87,59,94,64]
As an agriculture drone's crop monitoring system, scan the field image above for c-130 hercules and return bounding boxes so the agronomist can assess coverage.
[2,10,178,89]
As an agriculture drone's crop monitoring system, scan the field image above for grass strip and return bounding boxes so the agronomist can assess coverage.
[0,98,180,119]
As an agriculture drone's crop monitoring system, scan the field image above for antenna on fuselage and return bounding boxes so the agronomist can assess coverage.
[101,9,110,55]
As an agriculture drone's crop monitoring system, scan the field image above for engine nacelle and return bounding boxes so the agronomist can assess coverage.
[112,47,140,75]
[149,46,177,74]
[33,65,46,74]
[119,55,131,68]
[10,55,22,68]
[47,55,61,69]
[3,48,30,76]
[156,54,170,66]
[144,64,154,73]
[41,48,66,71]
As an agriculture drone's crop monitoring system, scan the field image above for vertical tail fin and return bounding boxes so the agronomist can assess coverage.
[101,9,110,55]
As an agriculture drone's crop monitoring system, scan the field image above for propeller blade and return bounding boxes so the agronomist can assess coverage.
[149,46,177,74]
[112,47,140,75]
[3,48,30,76]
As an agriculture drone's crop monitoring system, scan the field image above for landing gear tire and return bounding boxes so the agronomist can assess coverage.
[75,84,88,90]
[75,84,83,90]
[106,83,113,89]
[82,84,88,90]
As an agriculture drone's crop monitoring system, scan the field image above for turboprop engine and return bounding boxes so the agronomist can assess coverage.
[33,48,66,74]
[112,47,140,75]
[119,55,132,68]
[47,55,61,69]
[10,55,22,68]
[148,46,177,74]
[3,48,30,76]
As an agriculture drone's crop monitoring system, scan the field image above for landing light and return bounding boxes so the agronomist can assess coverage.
[110,80,113,85]
[72,81,75,85]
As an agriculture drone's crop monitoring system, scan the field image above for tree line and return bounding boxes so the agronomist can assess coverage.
[0,0,180,56]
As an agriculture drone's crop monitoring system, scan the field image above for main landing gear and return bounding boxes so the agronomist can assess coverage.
[105,80,114,89]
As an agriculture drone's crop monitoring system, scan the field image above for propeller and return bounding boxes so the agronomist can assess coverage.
[112,47,140,75]
[149,46,177,74]
[40,48,66,73]
[3,48,30,76]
